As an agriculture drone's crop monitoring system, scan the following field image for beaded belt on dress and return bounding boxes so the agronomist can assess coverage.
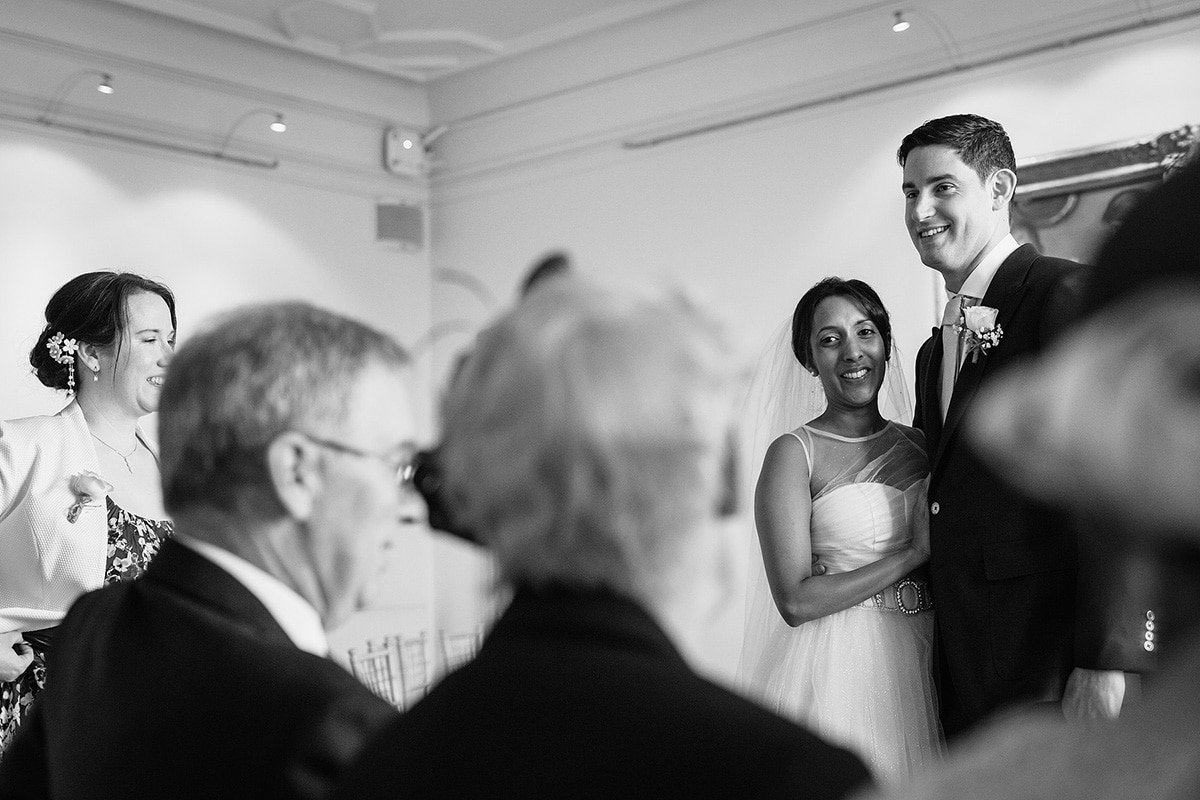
[855,578,933,615]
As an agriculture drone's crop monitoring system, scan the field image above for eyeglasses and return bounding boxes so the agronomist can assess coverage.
[300,433,417,489]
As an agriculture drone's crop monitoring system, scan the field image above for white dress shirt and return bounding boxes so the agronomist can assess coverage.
[940,234,1020,420]
[175,534,329,656]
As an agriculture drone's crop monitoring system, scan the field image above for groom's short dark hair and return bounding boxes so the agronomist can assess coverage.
[897,114,1017,182]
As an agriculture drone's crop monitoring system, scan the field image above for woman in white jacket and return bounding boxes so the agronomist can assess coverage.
[0,271,176,754]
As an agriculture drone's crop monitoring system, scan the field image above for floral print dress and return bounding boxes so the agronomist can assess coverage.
[0,497,171,754]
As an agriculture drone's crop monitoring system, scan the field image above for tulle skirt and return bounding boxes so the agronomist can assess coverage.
[753,605,943,785]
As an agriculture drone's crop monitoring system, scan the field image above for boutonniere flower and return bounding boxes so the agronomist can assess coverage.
[67,471,113,523]
[954,306,1004,362]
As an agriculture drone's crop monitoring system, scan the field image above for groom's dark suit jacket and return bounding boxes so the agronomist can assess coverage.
[0,538,396,800]
[915,244,1154,737]
[333,585,872,799]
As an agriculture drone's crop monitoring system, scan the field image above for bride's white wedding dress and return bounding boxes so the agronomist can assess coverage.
[739,421,943,785]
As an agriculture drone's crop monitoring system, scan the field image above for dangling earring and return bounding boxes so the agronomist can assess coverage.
[92,367,99,382]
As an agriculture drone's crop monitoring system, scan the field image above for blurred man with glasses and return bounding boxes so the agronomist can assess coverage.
[0,302,412,800]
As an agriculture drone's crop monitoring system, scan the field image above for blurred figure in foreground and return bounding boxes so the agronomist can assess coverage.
[335,279,872,799]
[873,155,1200,799]
[0,302,408,799]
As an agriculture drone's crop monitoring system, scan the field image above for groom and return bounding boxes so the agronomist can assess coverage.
[897,114,1153,738]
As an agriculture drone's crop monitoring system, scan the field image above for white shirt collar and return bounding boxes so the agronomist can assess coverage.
[174,534,329,656]
[956,234,1019,300]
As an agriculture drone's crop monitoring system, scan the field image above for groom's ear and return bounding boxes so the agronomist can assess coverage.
[990,168,1017,211]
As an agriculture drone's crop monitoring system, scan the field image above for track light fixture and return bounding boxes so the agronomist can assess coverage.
[891,7,963,65]
[218,108,287,159]
[40,70,115,125]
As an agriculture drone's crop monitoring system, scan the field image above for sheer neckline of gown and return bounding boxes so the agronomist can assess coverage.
[802,420,894,444]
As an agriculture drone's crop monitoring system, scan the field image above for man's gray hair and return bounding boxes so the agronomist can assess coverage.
[159,301,408,519]
[440,279,737,604]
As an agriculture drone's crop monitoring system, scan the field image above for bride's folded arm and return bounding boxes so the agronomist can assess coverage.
[755,434,928,627]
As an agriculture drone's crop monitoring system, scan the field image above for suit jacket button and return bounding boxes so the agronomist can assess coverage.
[930,502,940,515]
[1146,610,1155,622]
[1144,640,1155,652]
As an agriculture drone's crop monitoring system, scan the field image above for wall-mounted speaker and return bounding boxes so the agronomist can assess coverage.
[377,201,424,252]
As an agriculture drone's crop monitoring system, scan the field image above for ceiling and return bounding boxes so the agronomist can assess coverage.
[73,0,1200,147]
[102,0,703,82]
[94,0,1200,101]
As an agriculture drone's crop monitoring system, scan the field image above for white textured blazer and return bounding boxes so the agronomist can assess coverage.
[0,401,113,633]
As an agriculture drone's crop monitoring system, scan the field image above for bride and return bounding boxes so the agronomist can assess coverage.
[737,277,943,784]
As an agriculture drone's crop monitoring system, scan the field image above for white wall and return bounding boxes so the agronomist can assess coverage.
[0,0,443,663]
[428,18,1200,682]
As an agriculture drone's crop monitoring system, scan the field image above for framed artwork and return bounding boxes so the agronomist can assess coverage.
[1013,124,1199,265]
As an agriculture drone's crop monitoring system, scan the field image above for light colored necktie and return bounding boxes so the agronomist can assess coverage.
[940,294,979,420]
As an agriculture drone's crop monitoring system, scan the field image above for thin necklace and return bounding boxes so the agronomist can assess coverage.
[91,432,138,473]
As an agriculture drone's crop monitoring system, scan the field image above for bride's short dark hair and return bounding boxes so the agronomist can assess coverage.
[790,277,892,373]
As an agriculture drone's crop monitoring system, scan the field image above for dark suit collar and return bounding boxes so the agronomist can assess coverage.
[922,327,945,454]
[142,537,294,646]
[487,583,688,667]
[979,243,1039,329]
[931,244,1038,474]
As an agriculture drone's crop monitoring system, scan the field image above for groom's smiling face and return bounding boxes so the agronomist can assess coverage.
[902,145,1009,285]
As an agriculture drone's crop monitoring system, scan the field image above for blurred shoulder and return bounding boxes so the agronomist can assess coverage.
[662,672,874,798]
[865,708,1140,800]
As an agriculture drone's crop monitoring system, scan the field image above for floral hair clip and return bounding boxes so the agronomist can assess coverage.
[47,331,79,393]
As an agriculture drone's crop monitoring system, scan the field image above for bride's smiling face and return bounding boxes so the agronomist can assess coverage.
[809,295,887,412]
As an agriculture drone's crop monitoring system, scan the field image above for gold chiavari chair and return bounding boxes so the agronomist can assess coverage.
[347,640,401,708]
[439,626,483,674]
[390,631,430,710]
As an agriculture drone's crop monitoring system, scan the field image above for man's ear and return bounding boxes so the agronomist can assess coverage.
[266,432,322,522]
[991,168,1017,211]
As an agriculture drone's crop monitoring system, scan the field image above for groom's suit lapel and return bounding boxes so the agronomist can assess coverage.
[922,328,945,455]
[930,245,1036,477]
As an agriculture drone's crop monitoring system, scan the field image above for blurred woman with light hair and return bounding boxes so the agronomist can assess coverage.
[444,280,735,608]
[333,278,872,800]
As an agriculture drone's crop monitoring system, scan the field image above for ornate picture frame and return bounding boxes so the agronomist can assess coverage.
[1013,124,1199,265]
